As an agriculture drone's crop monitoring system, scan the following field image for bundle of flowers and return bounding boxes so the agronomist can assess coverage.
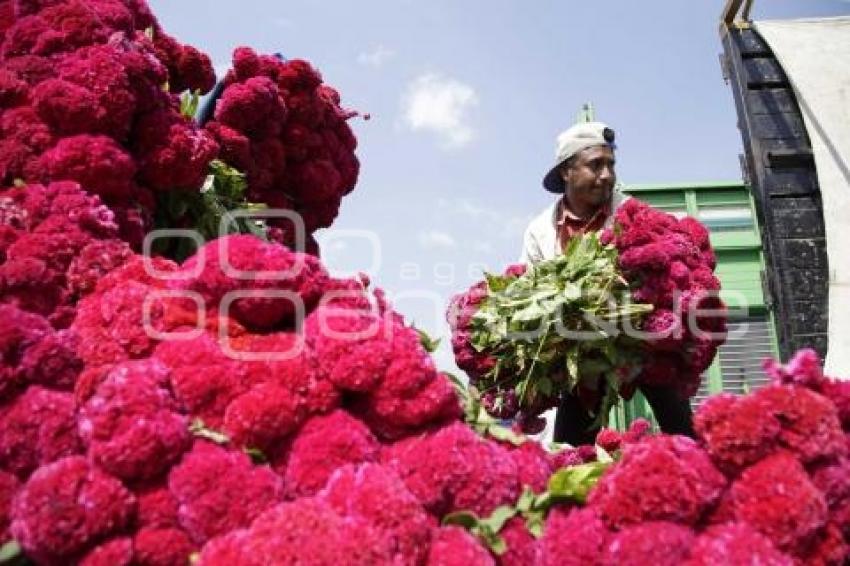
[0,0,361,257]
[602,198,727,398]
[448,200,726,425]
[0,0,218,247]
[203,46,361,251]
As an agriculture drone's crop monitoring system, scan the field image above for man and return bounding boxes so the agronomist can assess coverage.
[521,121,694,445]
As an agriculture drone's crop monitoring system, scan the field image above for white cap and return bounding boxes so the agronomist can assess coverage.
[542,121,616,193]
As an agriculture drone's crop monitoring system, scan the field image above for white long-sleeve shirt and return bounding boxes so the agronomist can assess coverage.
[520,188,630,264]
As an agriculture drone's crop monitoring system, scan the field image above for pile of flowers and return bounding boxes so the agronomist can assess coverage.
[448,199,726,424]
[0,223,477,564]
[0,0,361,255]
[3,195,847,563]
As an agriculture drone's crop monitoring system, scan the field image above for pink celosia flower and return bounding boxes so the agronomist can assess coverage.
[11,456,136,563]
[589,434,726,529]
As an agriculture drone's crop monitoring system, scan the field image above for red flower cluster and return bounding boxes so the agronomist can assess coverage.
[427,526,496,566]
[10,456,136,564]
[0,0,218,246]
[604,199,727,398]
[589,434,726,528]
[274,409,380,499]
[174,234,328,330]
[381,422,521,517]
[694,381,845,474]
[205,47,361,247]
[5,243,850,565]
[0,304,81,399]
[447,280,496,380]
[167,440,283,544]
[0,182,131,326]
[78,359,191,483]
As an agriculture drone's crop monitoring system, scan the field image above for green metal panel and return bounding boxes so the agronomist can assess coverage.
[629,190,687,209]
[714,249,765,309]
[625,180,746,192]
[609,390,658,432]
[709,231,761,249]
[695,189,751,206]
[705,354,724,394]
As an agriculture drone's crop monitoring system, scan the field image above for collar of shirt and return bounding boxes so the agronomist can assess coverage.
[556,197,612,230]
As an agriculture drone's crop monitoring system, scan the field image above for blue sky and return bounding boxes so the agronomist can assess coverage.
[149,0,849,371]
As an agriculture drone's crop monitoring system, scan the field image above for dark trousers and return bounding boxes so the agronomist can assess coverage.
[553,383,695,445]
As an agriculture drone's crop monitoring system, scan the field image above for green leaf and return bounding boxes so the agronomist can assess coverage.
[548,461,610,504]
[509,301,546,324]
[565,348,579,382]
[189,552,200,564]
[244,447,267,464]
[484,272,512,293]
[485,424,525,446]
[480,505,517,534]
[180,89,201,118]
[526,515,545,539]
[442,511,480,529]
[0,541,21,563]
[562,282,582,301]
[485,534,508,555]
[515,487,536,513]
[415,327,441,353]
[12,179,25,188]
[144,26,155,40]
[189,419,230,445]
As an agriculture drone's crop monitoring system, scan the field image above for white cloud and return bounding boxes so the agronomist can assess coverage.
[401,73,479,149]
[417,230,457,250]
[357,45,395,68]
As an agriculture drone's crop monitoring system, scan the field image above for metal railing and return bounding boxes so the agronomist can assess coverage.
[720,0,754,34]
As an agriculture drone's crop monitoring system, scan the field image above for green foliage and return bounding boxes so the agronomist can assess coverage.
[469,233,652,426]
[154,160,269,262]
[547,460,610,504]
[443,506,517,555]
[243,447,268,464]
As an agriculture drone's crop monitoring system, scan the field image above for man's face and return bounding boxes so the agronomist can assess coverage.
[560,145,616,210]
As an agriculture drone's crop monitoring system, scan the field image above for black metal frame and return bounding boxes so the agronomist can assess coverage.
[720,25,829,359]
